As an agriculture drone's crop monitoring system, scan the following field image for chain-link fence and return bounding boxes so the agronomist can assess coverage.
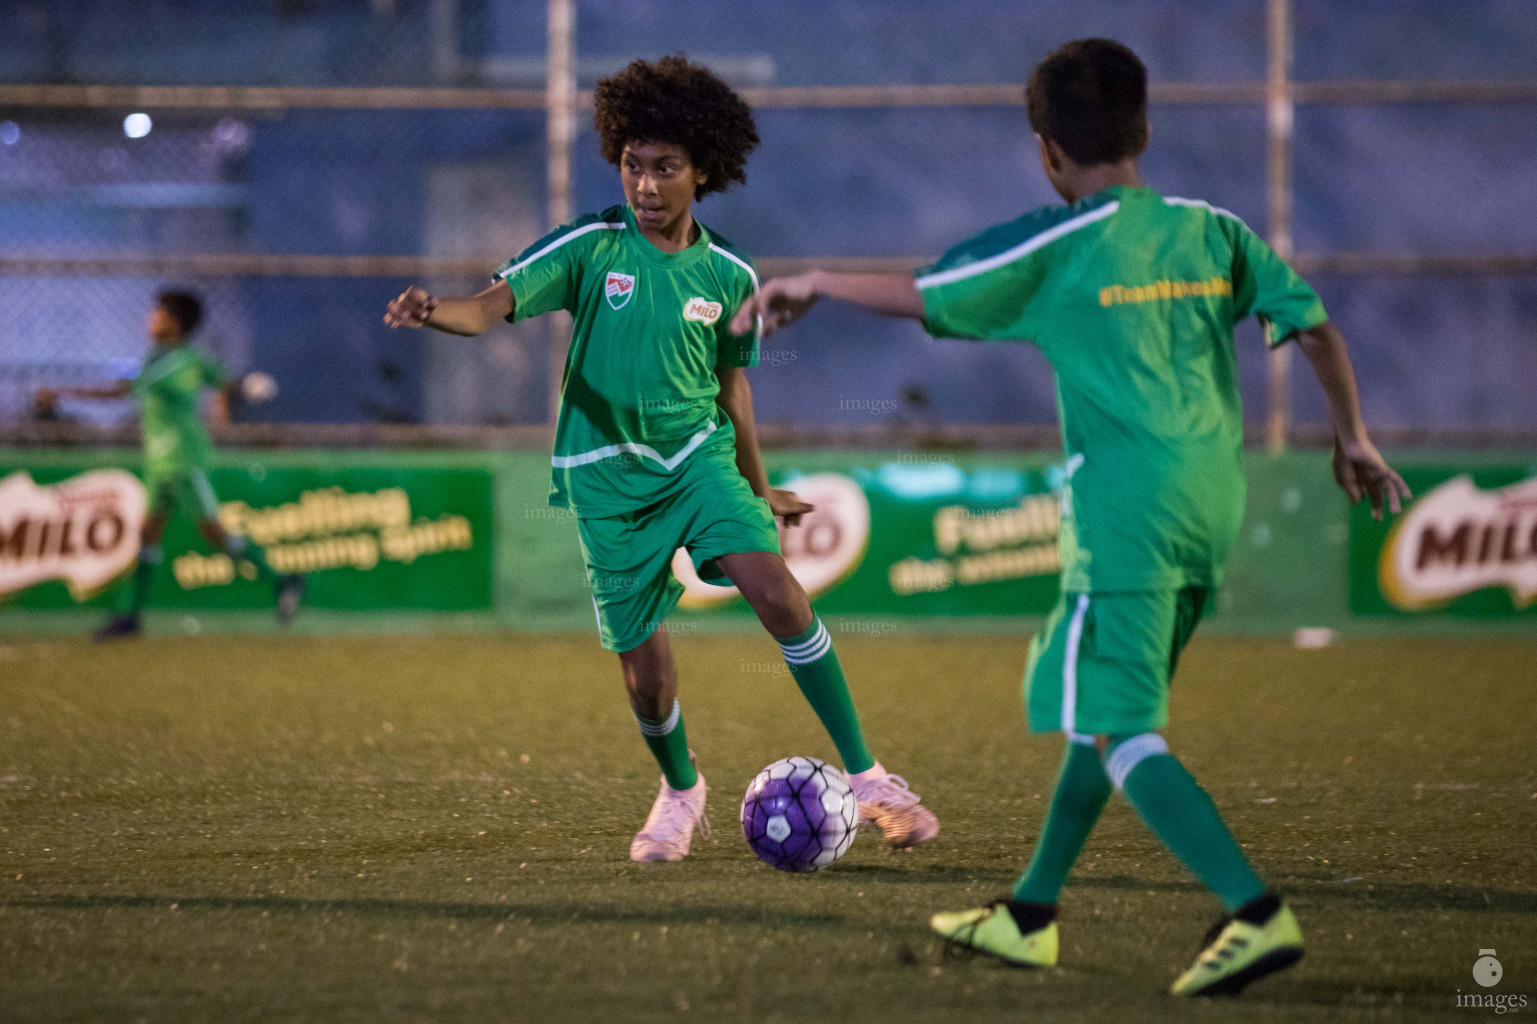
[0,102,554,433]
[2,0,1535,445]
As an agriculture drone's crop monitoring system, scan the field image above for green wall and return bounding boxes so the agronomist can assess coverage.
[3,447,1531,637]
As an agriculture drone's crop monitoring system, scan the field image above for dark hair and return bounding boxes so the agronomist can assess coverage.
[593,56,758,198]
[155,289,203,336]
[1026,39,1148,166]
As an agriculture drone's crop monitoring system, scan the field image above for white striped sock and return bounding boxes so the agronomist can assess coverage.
[1106,733,1170,791]
[635,699,682,738]
[778,619,832,666]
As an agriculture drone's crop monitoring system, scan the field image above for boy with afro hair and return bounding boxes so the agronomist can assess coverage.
[385,56,937,863]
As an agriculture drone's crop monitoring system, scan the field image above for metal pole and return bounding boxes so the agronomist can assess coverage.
[431,0,460,85]
[8,77,1537,111]
[545,0,576,426]
[1264,0,1295,453]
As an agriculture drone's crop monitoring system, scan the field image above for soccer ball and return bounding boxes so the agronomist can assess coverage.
[741,755,858,873]
[240,371,278,403]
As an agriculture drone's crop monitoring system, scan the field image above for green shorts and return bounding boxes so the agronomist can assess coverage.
[576,454,780,653]
[1024,586,1212,737]
[144,466,220,522]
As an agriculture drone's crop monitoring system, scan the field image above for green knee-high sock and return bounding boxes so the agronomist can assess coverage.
[115,545,162,617]
[225,535,278,583]
[1012,738,1113,904]
[636,699,698,790]
[1111,736,1267,913]
[775,616,875,774]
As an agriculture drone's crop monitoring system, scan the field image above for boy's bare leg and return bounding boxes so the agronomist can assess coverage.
[717,550,938,848]
[618,628,706,862]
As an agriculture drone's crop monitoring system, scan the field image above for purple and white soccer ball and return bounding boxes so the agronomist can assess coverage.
[741,755,858,873]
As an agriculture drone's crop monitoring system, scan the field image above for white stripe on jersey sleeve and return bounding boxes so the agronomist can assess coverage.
[915,201,1120,291]
[1163,196,1245,223]
[495,221,625,281]
[135,346,197,388]
[708,243,760,292]
[708,243,762,341]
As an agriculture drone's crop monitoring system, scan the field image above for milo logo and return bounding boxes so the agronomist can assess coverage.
[673,473,870,609]
[683,298,723,325]
[1380,474,1537,610]
[0,470,146,600]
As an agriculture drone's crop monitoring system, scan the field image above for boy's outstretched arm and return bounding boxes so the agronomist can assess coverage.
[1294,320,1411,520]
[38,380,132,403]
[715,364,811,526]
[729,271,922,338]
[33,380,130,419]
[384,283,513,337]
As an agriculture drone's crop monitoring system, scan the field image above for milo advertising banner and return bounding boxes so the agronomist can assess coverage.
[673,457,1067,617]
[1,459,493,611]
[0,469,147,602]
[1350,463,1537,617]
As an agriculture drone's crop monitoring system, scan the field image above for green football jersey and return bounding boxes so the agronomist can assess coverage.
[132,344,228,475]
[494,204,761,518]
[916,185,1327,591]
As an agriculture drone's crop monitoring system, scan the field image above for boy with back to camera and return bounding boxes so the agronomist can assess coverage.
[735,38,1409,996]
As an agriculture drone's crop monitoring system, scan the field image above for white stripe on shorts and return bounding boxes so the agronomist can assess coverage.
[1061,593,1091,735]
[190,469,220,520]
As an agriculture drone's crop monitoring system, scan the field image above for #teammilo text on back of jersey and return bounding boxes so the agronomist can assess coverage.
[917,186,1327,592]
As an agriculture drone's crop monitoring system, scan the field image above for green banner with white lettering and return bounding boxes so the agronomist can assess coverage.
[671,458,1066,618]
[1,458,493,611]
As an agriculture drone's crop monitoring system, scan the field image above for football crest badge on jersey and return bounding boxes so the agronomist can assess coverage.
[605,271,636,310]
[683,297,723,325]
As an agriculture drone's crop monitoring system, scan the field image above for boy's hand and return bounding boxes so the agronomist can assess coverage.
[767,488,814,527]
[1333,435,1412,520]
[384,286,438,328]
[731,274,819,338]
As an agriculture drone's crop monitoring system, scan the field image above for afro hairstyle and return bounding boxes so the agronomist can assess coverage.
[593,55,759,198]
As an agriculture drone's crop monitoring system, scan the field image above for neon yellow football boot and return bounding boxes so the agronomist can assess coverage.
[930,901,1058,968]
[1171,898,1304,996]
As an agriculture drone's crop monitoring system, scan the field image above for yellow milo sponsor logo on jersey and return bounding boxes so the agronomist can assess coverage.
[683,298,723,325]
[1099,277,1233,307]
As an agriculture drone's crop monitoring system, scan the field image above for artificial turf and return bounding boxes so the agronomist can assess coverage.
[1,630,1533,1022]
